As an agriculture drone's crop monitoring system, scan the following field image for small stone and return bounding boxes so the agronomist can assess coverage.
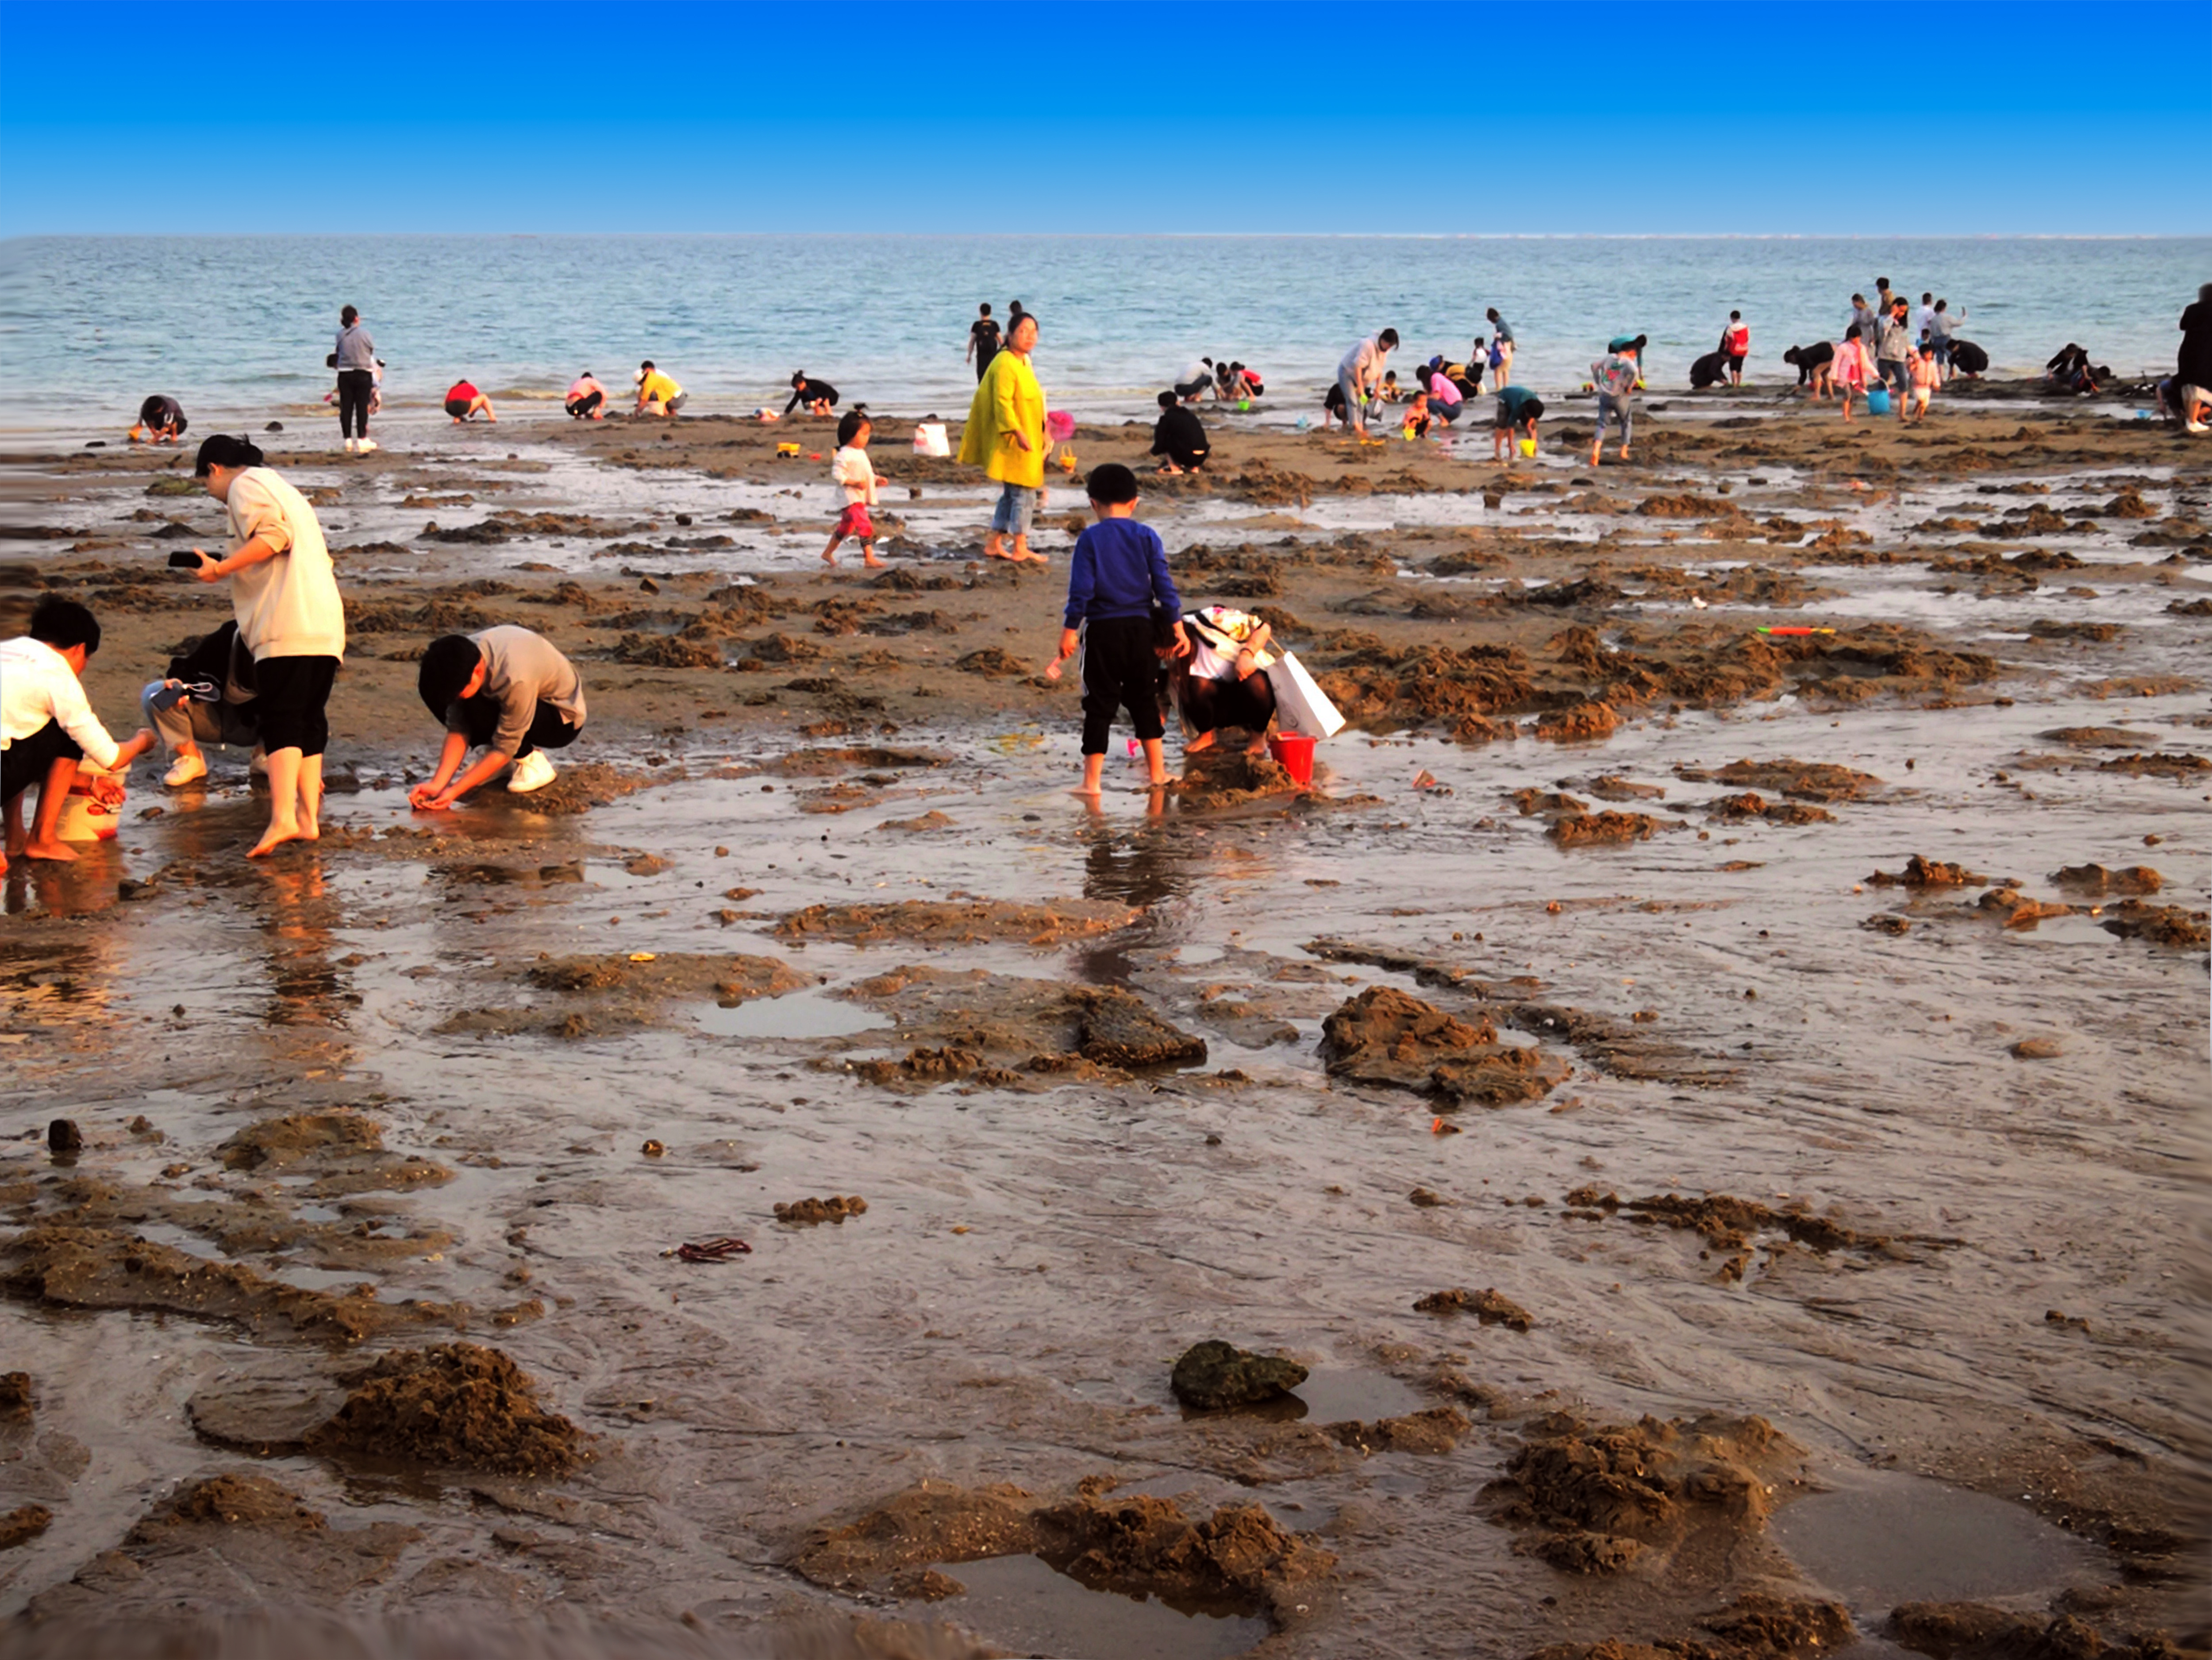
[46,1120,81,1156]
[641,1139,666,1157]
[1408,1187,1446,1208]
[1169,1340,1307,1410]
[2010,1038,2062,1060]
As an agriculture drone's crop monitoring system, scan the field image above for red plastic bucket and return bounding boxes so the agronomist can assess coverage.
[1266,733,1316,786]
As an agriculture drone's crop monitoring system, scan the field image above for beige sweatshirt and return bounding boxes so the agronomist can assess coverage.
[225,467,346,662]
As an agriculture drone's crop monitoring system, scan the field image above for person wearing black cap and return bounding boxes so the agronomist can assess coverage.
[409,626,586,807]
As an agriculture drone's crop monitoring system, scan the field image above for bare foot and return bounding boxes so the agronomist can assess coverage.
[22,839,79,863]
[247,823,306,858]
[1072,785,1103,798]
[1146,775,1178,788]
[863,556,886,569]
[821,550,837,565]
[1184,731,1217,754]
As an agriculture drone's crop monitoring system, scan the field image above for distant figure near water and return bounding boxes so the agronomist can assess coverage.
[635,362,685,417]
[785,373,839,418]
[1335,329,1398,439]
[131,395,188,444]
[565,372,608,420]
[966,303,1000,382]
[332,305,377,454]
[444,379,497,423]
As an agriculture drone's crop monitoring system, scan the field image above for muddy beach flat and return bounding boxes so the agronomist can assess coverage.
[0,395,2205,1658]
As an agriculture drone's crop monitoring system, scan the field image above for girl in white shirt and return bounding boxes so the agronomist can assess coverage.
[822,412,888,570]
[185,435,346,857]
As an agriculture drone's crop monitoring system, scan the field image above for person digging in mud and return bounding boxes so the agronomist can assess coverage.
[1173,606,1277,757]
[1589,335,1642,467]
[1043,463,1189,797]
[1492,385,1544,462]
[409,625,586,806]
[182,434,346,858]
[958,310,1047,565]
[823,411,888,570]
[1,599,156,877]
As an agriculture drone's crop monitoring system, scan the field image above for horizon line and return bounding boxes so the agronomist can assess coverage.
[4,231,2209,244]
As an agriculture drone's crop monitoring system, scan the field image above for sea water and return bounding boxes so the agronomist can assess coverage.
[0,234,2202,436]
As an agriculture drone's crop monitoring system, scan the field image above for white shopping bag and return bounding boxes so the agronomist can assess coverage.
[1265,650,1345,739]
[911,422,950,458]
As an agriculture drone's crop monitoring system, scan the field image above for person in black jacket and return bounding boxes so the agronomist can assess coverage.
[140,620,261,788]
[784,372,839,417]
[2177,284,2212,432]
[130,395,189,444]
[1150,391,1211,474]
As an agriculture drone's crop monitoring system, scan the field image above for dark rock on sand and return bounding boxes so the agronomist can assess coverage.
[0,1504,52,1548]
[1076,986,1208,1068]
[1321,986,1569,1106]
[774,1194,867,1225]
[1171,1340,1309,1410]
[1675,757,1881,801]
[2099,900,2210,950]
[2050,863,2162,895]
[1868,854,1986,888]
[1550,809,1658,846]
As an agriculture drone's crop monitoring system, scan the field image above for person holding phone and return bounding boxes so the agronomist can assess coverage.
[182,435,346,856]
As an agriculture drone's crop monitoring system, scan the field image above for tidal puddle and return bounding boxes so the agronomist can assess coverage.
[931,1552,1266,1660]
[1189,1368,1429,1425]
[1772,1467,2103,1610]
[693,991,891,1040]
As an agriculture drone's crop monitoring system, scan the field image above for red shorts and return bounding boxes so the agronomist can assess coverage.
[835,503,874,540]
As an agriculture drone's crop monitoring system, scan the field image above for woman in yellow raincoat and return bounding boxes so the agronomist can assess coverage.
[958,311,1047,564]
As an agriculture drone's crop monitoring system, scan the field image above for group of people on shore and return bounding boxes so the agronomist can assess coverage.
[3,433,590,874]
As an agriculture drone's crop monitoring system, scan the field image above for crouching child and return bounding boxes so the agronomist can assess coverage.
[1043,464,1190,796]
[2,598,156,874]
[409,626,586,809]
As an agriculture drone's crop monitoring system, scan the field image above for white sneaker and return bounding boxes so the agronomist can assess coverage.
[355,438,378,454]
[507,751,556,793]
[343,438,357,454]
[163,753,208,788]
[2188,421,2208,435]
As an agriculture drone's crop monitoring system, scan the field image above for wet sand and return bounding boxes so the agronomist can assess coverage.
[0,390,2206,1660]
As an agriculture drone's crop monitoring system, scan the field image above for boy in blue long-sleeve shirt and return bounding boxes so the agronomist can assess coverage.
[1044,464,1189,795]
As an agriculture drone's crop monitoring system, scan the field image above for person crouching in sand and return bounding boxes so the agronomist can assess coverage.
[444,378,497,423]
[2,599,156,875]
[1043,464,1189,797]
[409,626,586,806]
[823,411,888,570]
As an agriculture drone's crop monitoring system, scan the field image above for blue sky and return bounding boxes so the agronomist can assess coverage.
[2,1,2207,235]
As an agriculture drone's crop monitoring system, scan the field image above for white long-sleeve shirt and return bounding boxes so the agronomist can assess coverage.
[0,636,123,769]
[224,467,346,662]
[830,445,879,506]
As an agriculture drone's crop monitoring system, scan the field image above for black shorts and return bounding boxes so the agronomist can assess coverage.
[1,720,83,804]
[1181,670,1276,736]
[445,397,473,418]
[1727,353,1747,370]
[455,695,583,760]
[565,391,603,418]
[1079,616,1166,755]
[253,655,340,758]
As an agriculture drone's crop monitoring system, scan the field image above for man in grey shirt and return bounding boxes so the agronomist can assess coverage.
[408,625,587,806]
[1335,328,1399,438]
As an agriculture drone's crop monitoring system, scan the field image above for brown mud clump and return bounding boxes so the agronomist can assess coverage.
[1886,1601,2190,1660]
[1075,986,1208,1067]
[1320,985,1569,1107]
[1415,1286,1535,1330]
[2050,863,2162,896]
[0,1504,53,1548]
[2099,900,2210,950]
[0,1371,32,1420]
[1172,1339,1309,1410]
[304,1342,585,1476]
[790,1478,1335,1627]
[1868,854,1987,889]
[774,1194,867,1225]
[1328,1406,1471,1455]
[774,897,1138,947]
[1534,1592,1856,1659]
[1675,758,1882,802]
[1535,700,1621,742]
[1484,1410,1797,1576]
[1563,1186,1920,1282]
[1550,809,1658,846]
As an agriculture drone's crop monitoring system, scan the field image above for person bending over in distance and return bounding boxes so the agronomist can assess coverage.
[131,395,188,444]
[444,379,496,423]
[565,371,608,420]
[142,619,262,788]
[823,411,888,570]
[1043,463,1189,796]
[1420,361,1466,424]
[1173,356,1217,404]
[184,434,347,856]
[635,362,685,416]
[0,598,156,875]
[1785,340,1836,398]
[1151,391,1210,474]
[410,626,587,807]
[785,372,839,418]
[1492,385,1544,463]
[1460,337,1488,396]
[1225,361,1264,400]
[1335,330,1398,439]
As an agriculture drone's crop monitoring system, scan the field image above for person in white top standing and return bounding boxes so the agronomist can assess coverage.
[1,599,155,874]
[821,411,888,570]
[183,434,347,857]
